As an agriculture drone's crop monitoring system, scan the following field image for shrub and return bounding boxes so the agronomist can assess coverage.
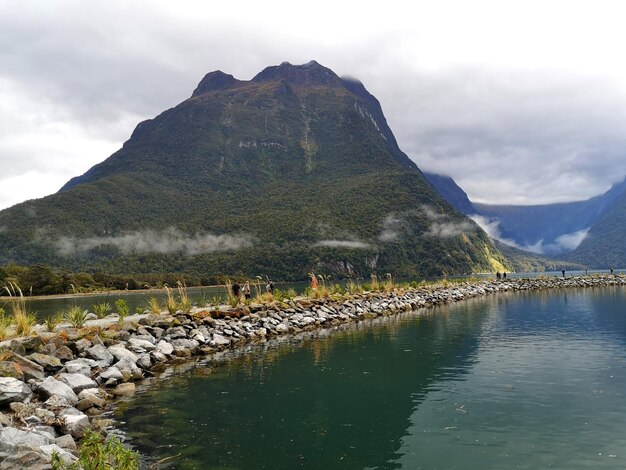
[177,281,192,313]
[163,285,178,314]
[45,313,64,332]
[3,282,35,336]
[92,302,111,318]
[147,297,161,315]
[114,299,130,322]
[0,309,12,340]
[51,429,139,470]
[64,306,88,328]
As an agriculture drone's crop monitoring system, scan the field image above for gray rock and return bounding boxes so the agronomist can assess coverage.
[114,357,142,380]
[0,412,10,427]
[86,344,114,367]
[0,450,50,469]
[58,407,90,438]
[0,426,52,453]
[39,443,78,465]
[37,377,78,405]
[276,323,289,333]
[59,373,98,394]
[137,354,152,370]
[53,345,74,362]
[171,338,199,351]
[25,353,63,372]
[127,338,156,352]
[98,366,123,383]
[74,338,92,352]
[108,345,138,362]
[43,395,71,410]
[155,340,174,356]
[212,334,230,346]
[63,358,97,376]
[0,377,31,406]
[55,434,77,451]
[111,382,136,397]
[150,351,167,363]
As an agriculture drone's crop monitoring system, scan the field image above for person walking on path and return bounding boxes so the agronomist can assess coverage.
[242,282,251,300]
[232,281,241,299]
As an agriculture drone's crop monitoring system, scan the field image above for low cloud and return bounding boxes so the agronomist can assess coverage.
[379,215,403,242]
[314,240,372,249]
[425,220,475,238]
[55,228,255,256]
[423,205,475,238]
[470,214,589,254]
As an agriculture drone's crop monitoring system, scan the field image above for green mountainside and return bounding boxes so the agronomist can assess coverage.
[564,187,626,268]
[0,61,509,279]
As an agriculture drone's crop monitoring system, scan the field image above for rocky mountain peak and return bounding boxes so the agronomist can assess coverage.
[251,60,342,87]
[191,70,242,97]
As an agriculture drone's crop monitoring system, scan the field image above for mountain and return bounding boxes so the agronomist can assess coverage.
[0,61,509,279]
[564,184,626,268]
[422,172,478,215]
[474,177,626,255]
[425,169,626,258]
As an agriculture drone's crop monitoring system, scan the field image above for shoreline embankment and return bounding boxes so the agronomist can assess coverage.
[0,274,625,467]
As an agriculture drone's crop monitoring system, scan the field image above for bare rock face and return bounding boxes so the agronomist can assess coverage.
[0,377,31,406]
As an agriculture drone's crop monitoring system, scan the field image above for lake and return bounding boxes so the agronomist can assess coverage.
[114,285,626,469]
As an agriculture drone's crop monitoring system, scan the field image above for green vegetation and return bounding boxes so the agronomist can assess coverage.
[64,306,88,328]
[3,282,35,336]
[44,313,64,332]
[92,302,112,318]
[115,299,130,321]
[147,297,162,314]
[51,429,139,470]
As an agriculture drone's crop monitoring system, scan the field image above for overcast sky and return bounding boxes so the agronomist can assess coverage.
[2,0,626,210]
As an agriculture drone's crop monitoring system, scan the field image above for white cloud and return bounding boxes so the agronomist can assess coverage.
[55,228,255,256]
[314,240,371,249]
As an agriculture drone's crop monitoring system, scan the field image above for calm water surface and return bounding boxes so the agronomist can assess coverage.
[115,287,626,468]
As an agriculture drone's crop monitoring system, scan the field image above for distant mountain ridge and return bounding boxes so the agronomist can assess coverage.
[0,61,508,279]
[424,170,626,267]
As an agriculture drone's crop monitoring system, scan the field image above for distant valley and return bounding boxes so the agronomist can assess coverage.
[424,172,626,268]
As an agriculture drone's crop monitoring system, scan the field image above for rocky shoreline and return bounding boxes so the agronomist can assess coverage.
[1,274,625,468]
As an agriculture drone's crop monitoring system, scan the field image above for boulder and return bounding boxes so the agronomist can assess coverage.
[0,377,31,406]
[63,358,97,376]
[155,340,174,356]
[0,351,44,381]
[136,354,152,370]
[39,443,78,465]
[0,450,50,469]
[108,345,138,363]
[55,434,77,451]
[74,338,92,352]
[86,344,114,367]
[0,361,23,380]
[212,334,230,346]
[59,373,98,394]
[58,407,90,438]
[111,382,135,397]
[37,377,78,405]
[98,366,123,384]
[127,338,156,352]
[26,353,63,372]
[0,426,52,453]
[53,346,74,362]
[43,395,71,411]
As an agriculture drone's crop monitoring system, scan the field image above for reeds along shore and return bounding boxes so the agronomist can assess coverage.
[0,274,625,467]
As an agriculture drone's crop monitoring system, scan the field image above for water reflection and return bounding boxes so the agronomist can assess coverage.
[118,301,489,469]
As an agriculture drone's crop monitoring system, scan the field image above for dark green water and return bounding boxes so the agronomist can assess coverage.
[117,287,626,469]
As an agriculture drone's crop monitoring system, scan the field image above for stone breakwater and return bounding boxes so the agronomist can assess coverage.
[0,274,625,468]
